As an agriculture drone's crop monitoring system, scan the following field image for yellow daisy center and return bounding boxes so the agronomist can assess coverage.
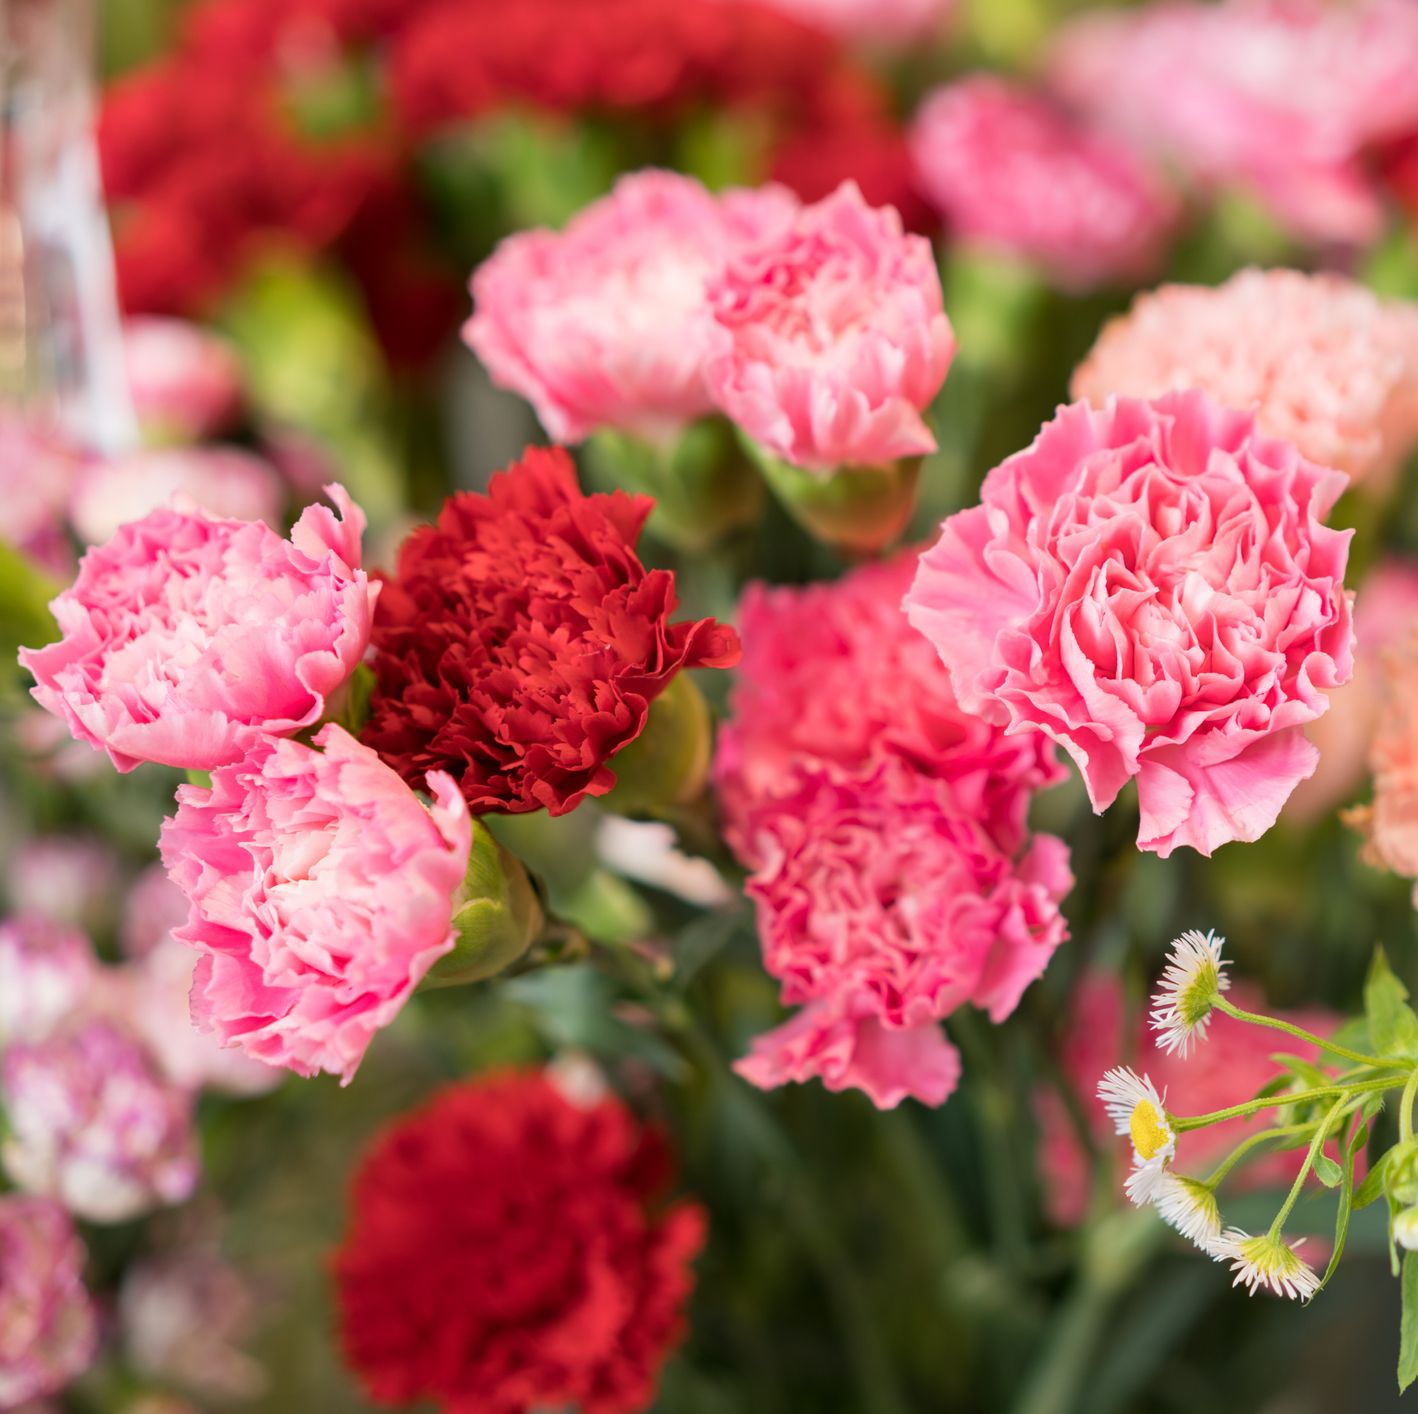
[1129,1099,1171,1160]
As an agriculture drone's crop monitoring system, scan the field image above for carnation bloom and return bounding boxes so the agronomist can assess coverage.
[1071,269,1418,488]
[466,170,797,445]
[158,725,471,1083]
[906,391,1355,857]
[909,76,1177,290]
[21,485,375,772]
[1,415,83,579]
[70,448,286,547]
[730,0,954,43]
[1,1019,200,1223]
[122,316,243,442]
[705,180,954,473]
[334,1070,704,1414]
[0,1196,98,1407]
[7,837,119,935]
[1049,0,1418,245]
[362,446,739,816]
[0,916,99,1046]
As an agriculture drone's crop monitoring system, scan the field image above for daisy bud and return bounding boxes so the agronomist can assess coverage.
[1395,1206,1418,1252]
[1149,928,1230,1056]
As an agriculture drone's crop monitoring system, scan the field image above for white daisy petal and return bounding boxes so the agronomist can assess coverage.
[1213,1228,1321,1301]
[1149,928,1230,1057]
[1097,1066,1176,1165]
[1150,1171,1223,1250]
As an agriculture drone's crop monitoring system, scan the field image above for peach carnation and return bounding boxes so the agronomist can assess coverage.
[906,391,1354,857]
[909,75,1177,291]
[1072,269,1418,488]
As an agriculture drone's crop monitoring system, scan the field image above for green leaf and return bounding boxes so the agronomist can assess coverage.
[1357,1145,1401,1210]
[1313,1153,1343,1188]
[1400,1250,1418,1391]
[0,540,59,693]
[1322,1114,1369,1289]
[1365,950,1418,1061]
[1269,1053,1333,1092]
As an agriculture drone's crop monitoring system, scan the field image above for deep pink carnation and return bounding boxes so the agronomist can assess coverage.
[906,391,1354,857]
[158,725,472,1083]
[466,170,797,445]
[0,1197,98,1407]
[1049,0,1418,246]
[122,316,243,442]
[21,486,374,772]
[1072,269,1418,488]
[705,180,955,473]
[909,76,1177,291]
[1,1019,200,1223]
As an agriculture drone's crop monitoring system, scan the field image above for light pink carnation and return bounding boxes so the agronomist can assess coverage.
[158,725,472,1083]
[909,76,1177,291]
[1037,972,1350,1226]
[20,485,374,773]
[122,317,243,443]
[1049,0,1418,246]
[706,180,955,473]
[906,391,1354,857]
[0,1197,98,1407]
[465,170,798,445]
[0,917,99,1047]
[70,448,286,547]
[734,761,1072,1108]
[1,1019,199,1223]
[716,555,1062,856]
[724,0,953,42]
[1072,269,1418,488]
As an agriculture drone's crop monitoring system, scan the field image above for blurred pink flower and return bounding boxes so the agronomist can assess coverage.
[466,170,798,445]
[122,316,244,443]
[706,180,954,473]
[70,447,286,546]
[734,760,1072,1108]
[1037,972,1350,1226]
[717,554,1061,856]
[1049,0,1418,245]
[1,1019,199,1223]
[21,485,374,773]
[726,0,953,43]
[158,726,471,1083]
[1287,561,1418,825]
[907,391,1354,857]
[0,416,83,581]
[1072,269,1418,489]
[0,1196,98,1407]
[0,917,99,1047]
[7,838,118,936]
[909,75,1177,290]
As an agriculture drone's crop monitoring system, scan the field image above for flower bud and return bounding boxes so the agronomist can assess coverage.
[754,452,921,554]
[602,672,714,818]
[1388,1141,1418,1208]
[1396,1205,1418,1252]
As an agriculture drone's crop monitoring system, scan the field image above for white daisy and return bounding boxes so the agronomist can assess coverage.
[1149,928,1230,1056]
[1097,1066,1176,1165]
[1150,1171,1223,1251]
[1214,1229,1321,1301]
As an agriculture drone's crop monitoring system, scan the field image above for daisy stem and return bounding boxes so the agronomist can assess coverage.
[1267,1096,1349,1241]
[1211,997,1390,1069]
[1172,1076,1399,1131]
[1203,1122,1315,1188]
[1399,1066,1418,1145]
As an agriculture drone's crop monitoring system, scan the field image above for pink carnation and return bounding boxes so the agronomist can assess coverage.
[1072,269,1418,488]
[906,391,1354,857]
[6,837,117,939]
[158,725,472,1083]
[724,0,954,43]
[1,415,83,580]
[21,485,374,773]
[909,76,1177,291]
[717,555,1061,856]
[0,917,99,1047]
[122,316,243,443]
[734,761,1072,1108]
[705,180,955,473]
[70,448,286,547]
[1049,0,1418,245]
[1,1019,200,1223]
[0,1197,98,1407]
[466,170,798,445]
[1037,972,1350,1226]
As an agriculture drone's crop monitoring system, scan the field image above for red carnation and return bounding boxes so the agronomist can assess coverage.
[334,1071,705,1414]
[362,446,740,815]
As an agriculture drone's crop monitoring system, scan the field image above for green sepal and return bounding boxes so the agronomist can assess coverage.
[603,673,713,820]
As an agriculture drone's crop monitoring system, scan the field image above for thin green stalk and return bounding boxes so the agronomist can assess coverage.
[1203,1122,1315,1187]
[1172,1076,1399,1131]
[1213,997,1390,1069]
[1267,1096,1348,1239]
[1400,1067,1418,1145]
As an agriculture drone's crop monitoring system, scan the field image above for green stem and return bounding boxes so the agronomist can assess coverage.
[1203,1123,1315,1187]
[1213,997,1390,1069]
[1172,1076,1399,1131]
[1267,1096,1348,1239]
[1400,1067,1418,1145]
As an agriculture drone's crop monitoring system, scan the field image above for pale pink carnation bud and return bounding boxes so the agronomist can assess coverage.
[157,725,472,1083]
[909,76,1177,291]
[70,448,286,547]
[705,180,955,473]
[0,917,99,1046]
[1049,0,1418,246]
[906,390,1355,857]
[466,170,798,445]
[0,1196,98,1407]
[20,485,375,773]
[1072,269,1418,489]
[1,1019,200,1223]
[122,317,243,443]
